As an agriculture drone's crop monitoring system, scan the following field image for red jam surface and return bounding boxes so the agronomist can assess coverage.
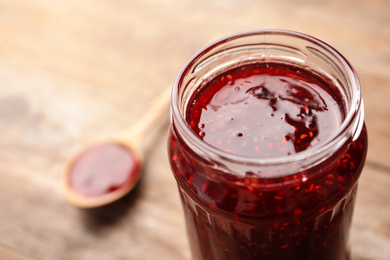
[169,63,367,259]
[187,63,343,157]
[69,143,139,197]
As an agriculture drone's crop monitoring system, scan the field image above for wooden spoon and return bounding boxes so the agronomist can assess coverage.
[63,87,171,208]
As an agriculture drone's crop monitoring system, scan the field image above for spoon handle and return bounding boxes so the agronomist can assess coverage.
[121,86,172,155]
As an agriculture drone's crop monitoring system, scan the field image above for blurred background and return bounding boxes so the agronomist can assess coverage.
[0,0,389,259]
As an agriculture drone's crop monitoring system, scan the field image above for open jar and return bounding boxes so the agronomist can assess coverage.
[168,30,367,260]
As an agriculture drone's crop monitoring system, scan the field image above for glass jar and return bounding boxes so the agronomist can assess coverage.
[168,30,367,260]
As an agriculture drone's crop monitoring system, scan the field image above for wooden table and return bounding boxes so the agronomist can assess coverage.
[0,1,389,259]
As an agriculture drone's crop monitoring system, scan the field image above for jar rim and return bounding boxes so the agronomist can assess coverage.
[171,29,362,168]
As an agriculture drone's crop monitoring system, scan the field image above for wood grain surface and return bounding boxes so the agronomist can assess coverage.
[0,0,389,259]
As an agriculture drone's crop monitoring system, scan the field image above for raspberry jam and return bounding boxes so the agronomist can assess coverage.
[69,143,140,197]
[187,63,343,158]
[168,31,367,260]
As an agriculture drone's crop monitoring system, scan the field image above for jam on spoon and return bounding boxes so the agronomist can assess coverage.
[64,87,171,208]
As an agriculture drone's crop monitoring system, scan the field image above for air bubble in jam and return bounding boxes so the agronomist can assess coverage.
[168,62,367,260]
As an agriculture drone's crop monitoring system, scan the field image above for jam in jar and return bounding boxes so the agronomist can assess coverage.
[168,30,367,260]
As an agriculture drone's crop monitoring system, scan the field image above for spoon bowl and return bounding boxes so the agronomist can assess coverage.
[63,87,171,208]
